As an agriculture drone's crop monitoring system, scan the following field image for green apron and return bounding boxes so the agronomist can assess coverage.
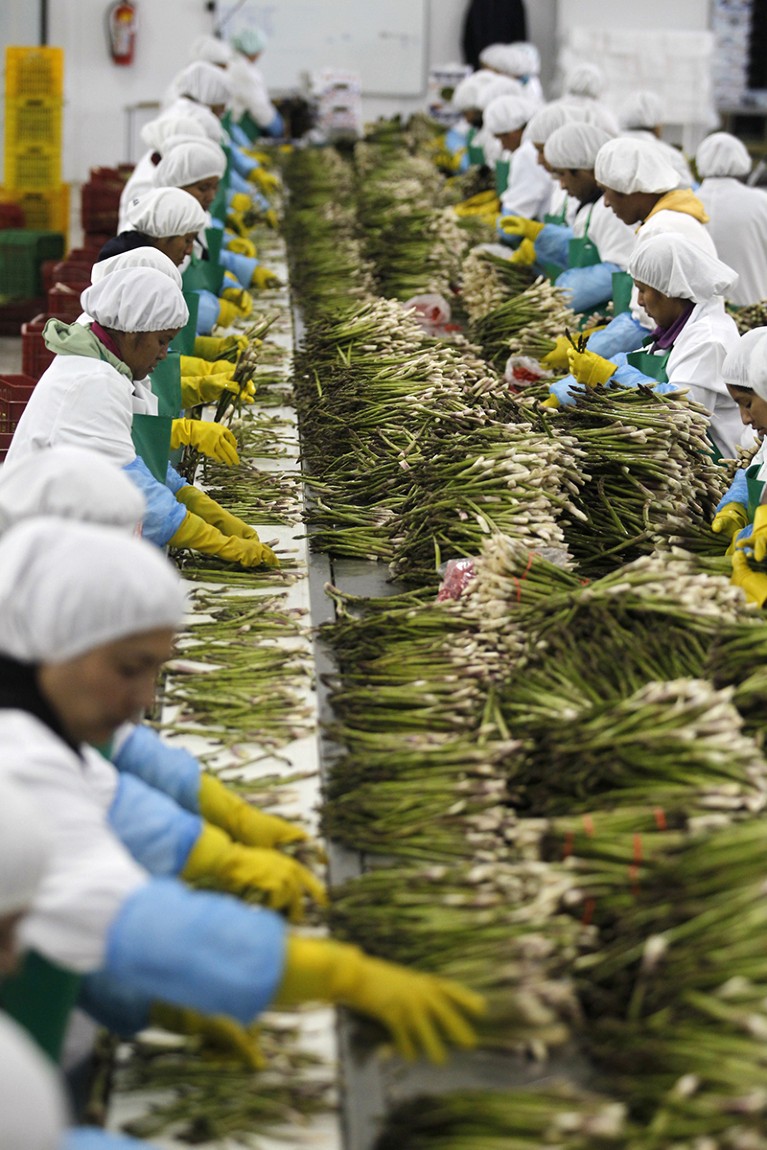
[746,459,767,518]
[612,270,634,315]
[625,341,672,384]
[150,353,183,417]
[543,194,568,226]
[237,110,263,143]
[182,246,224,296]
[567,205,601,269]
[466,127,485,166]
[131,413,173,483]
[0,950,81,1062]
[209,146,232,225]
[494,156,511,197]
[170,292,200,356]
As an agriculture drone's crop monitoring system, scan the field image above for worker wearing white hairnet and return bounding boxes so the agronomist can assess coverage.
[548,232,742,458]
[473,76,526,168]
[90,247,183,289]
[510,122,634,314]
[696,132,767,307]
[618,89,694,187]
[0,519,483,1069]
[99,186,206,269]
[228,27,283,139]
[479,41,544,108]
[190,33,233,68]
[119,115,208,230]
[522,102,582,225]
[6,269,276,567]
[577,136,717,360]
[486,93,555,222]
[711,330,767,604]
[442,70,499,171]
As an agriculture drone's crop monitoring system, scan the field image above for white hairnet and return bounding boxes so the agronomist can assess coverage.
[618,89,664,131]
[174,60,232,107]
[0,774,50,916]
[544,122,613,169]
[577,102,620,135]
[153,138,227,189]
[452,70,498,112]
[696,132,752,178]
[476,75,524,111]
[595,136,680,193]
[564,63,606,99]
[0,1013,67,1150]
[91,247,183,288]
[171,100,226,143]
[0,446,146,536]
[80,267,189,333]
[190,34,234,67]
[524,101,578,145]
[722,327,767,398]
[232,27,268,55]
[629,232,737,303]
[126,187,206,237]
[0,519,186,664]
[480,42,540,77]
[140,114,207,151]
[484,92,534,134]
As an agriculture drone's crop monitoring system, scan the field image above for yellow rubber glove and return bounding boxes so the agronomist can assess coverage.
[541,394,561,409]
[176,484,254,538]
[180,373,248,408]
[731,549,767,607]
[221,286,253,318]
[171,420,240,466]
[275,936,486,1064]
[454,190,500,218]
[199,773,311,849]
[712,501,749,541]
[182,824,326,921]
[251,265,281,290]
[179,355,238,378]
[169,512,279,567]
[735,503,767,561]
[264,207,279,229]
[498,215,545,241]
[194,334,249,360]
[510,238,537,266]
[249,167,280,195]
[216,298,242,329]
[230,192,253,214]
[227,236,258,258]
[540,336,572,372]
[149,1003,266,1069]
[567,347,617,387]
[246,149,273,166]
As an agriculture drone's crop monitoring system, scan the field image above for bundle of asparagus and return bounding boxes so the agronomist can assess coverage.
[471,278,577,366]
[461,248,537,324]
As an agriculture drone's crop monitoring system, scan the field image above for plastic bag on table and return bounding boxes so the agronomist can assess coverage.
[437,557,476,602]
[504,355,552,390]
[403,293,452,335]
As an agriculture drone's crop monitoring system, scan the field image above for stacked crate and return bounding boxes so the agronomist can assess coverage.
[1,46,68,236]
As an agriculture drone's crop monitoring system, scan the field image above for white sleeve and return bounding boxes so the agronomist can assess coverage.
[500,140,555,220]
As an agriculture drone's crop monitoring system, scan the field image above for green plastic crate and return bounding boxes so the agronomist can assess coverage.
[0,229,65,300]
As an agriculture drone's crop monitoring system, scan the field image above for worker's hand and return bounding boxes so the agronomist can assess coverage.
[199,774,312,849]
[433,147,465,174]
[229,192,253,214]
[220,535,279,568]
[275,937,486,1064]
[735,504,767,561]
[171,419,240,466]
[216,298,243,329]
[149,1003,266,1070]
[248,167,280,195]
[227,236,258,258]
[180,373,247,408]
[246,148,273,166]
[176,485,255,539]
[566,347,617,387]
[251,265,281,290]
[540,336,572,372]
[182,825,326,922]
[170,512,279,567]
[194,334,249,361]
[264,207,279,230]
[497,215,544,241]
[180,355,237,379]
[509,238,536,265]
[454,190,500,218]
[541,393,561,409]
[221,287,254,318]
[731,548,767,607]
[712,501,749,540]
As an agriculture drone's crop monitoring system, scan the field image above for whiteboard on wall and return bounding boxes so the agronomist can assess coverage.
[214,0,429,96]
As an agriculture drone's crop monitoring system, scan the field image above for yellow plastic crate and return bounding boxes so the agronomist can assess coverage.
[4,96,63,150]
[5,46,64,99]
[0,185,69,241]
[3,145,61,191]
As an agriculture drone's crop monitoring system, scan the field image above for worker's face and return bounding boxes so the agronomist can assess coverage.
[634,281,689,329]
[183,177,220,211]
[465,107,483,127]
[210,102,227,119]
[555,167,599,202]
[154,232,198,266]
[727,384,767,438]
[495,127,525,153]
[38,628,176,746]
[113,328,181,379]
[534,142,553,172]
[0,910,24,977]
[600,185,645,224]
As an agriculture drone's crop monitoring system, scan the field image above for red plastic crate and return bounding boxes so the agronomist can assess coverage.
[0,202,25,229]
[0,431,14,461]
[81,182,122,235]
[21,313,55,380]
[50,255,94,286]
[0,375,36,432]
[0,297,45,336]
[47,283,87,322]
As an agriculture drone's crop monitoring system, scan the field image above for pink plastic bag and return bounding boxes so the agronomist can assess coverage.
[437,557,476,601]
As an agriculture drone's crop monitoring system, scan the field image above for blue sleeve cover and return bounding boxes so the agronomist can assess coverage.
[78,971,153,1036]
[122,457,186,547]
[220,248,259,287]
[735,522,754,544]
[534,224,573,271]
[63,1129,161,1149]
[193,289,220,335]
[227,168,252,196]
[556,262,621,314]
[104,879,286,1023]
[587,312,649,358]
[230,145,258,179]
[229,121,252,149]
[165,463,187,495]
[113,724,202,814]
[609,359,657,390]
[108,773,201,876]
[716,468,749,513]
[266,111,284,138]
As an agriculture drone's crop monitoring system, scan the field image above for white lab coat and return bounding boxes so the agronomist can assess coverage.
[663,296,742,459]
[575,197,635,268]
[227,55,277,129]
[500,138,556,220]
[698,177,767,306]
[117,151,158,233]
[1,712,148,971]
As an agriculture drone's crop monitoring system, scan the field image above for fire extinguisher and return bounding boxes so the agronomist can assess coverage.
[106,0,137,65]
